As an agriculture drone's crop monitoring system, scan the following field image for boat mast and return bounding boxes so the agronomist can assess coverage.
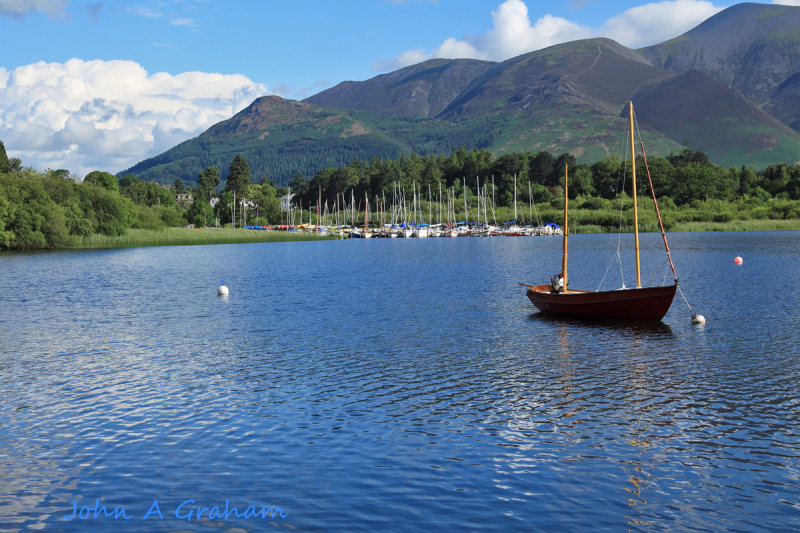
[562,164,568,289]
[629,101,642,288]
[514,174,518,223]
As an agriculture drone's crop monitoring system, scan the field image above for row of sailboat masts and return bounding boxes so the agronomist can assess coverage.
[287,178,544,229]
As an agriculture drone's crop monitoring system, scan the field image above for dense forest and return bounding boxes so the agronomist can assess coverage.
[2,139,799,252]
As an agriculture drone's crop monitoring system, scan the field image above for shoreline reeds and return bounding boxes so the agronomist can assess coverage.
[70,227,337,250]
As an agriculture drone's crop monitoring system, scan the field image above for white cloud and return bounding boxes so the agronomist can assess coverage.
[170,17,199,28]
[375,0,724,71]
[773,0,800,4]
[0,0,67,18]
[128,6,163,19]
[601,0,723,48]
[479,1,592,59]
[375,0,591,70]
[0,59,268,175]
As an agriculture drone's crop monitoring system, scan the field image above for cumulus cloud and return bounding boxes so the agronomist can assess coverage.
[478,1,592,60]
[601,0,723,48]
[0,59,268,175]
[374,0,724,71]
[374,0,590,70]
[772,0,800,5]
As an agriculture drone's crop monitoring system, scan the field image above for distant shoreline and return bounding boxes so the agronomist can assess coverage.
[2,222,798,253]
[73,221,800,250]
[68,227,337,250]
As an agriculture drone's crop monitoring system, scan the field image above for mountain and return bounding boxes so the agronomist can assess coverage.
[640,2,800,129]
[765,73,800,131]
[435,38,679,162]
[631,70,800,163]
[121,96,417,185]
[120,3,800,186]
[305,58,493,118]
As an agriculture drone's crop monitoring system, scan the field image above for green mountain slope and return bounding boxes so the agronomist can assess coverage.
[119,4,800,186]
[641,3,800,104]
[305,58,493,118]
[632,70,800,167]
[120,96,504,184]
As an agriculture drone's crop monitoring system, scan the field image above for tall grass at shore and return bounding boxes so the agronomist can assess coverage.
[72,227,337,250]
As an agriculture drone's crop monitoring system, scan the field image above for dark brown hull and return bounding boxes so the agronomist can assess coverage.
[526,284,677,321]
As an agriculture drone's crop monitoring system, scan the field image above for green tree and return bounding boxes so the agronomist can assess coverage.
[121,179,175,207]
[118,174,137,189]
[0,173,71,249]
[0,141,11,174]
[492,153,528,206]
[569,164,595,198]
[198,166,220,197]
[225,154,251,195]
[77,181,134,236]
[289,172,308,199]
[187,196,215,226]
[84,171,119,193]
[174,178,185,194]
[529,151,555,186]
[668,146,710,167]
[249,183,281,224]
[419,156,443,192]
[551,154,576,187]
[638,156,675,201]
[591,155,621,199]
[759,164,790,196]
[785,166,800,200]
[738,166,759,196]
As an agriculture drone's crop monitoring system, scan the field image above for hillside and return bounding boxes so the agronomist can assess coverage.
[437,38,681,162]
[119,3,800,186]
[305,58,493,118]
[120,96,503,184]
[640,2,800,131]
[632,70,800,166]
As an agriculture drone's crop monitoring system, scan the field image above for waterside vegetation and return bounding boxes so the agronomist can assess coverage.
[72,227,334,250]
[1,139,799,252]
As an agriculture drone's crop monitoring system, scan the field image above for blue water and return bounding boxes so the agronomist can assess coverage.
[1,231,799,532]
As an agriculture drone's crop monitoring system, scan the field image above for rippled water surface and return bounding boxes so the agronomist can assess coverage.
[1,231,799,532]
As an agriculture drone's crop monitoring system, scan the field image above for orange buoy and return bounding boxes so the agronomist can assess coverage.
[734,256,743,265]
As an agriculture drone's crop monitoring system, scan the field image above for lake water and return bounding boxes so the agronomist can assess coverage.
[1,231,799,532]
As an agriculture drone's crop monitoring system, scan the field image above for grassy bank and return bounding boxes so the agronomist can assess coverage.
[72,227,338,250]
[666,219,800,232]
[567,215,800,233]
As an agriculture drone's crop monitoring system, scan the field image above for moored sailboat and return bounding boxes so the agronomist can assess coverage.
[522,101,677,321]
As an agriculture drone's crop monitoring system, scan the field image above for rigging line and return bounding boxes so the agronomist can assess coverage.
[631,106,678,282]
[596,245,623,291]
[633,106,699,316]
[639,141,678,282]
[615,123,632,288]
[677,283,696,315]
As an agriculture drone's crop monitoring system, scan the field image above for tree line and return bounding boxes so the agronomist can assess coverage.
[2,138,799,251]
[287,145,800,210]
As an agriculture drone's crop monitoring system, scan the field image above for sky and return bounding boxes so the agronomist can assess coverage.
[1,0,798,177]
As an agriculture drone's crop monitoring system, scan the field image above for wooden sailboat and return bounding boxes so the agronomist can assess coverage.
[523,101,677,321]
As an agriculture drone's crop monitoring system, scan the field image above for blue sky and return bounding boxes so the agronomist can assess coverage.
[0,0,795,176]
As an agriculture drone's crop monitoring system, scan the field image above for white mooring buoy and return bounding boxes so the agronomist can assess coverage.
[217,280,229,296]
[691,313,705,325]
